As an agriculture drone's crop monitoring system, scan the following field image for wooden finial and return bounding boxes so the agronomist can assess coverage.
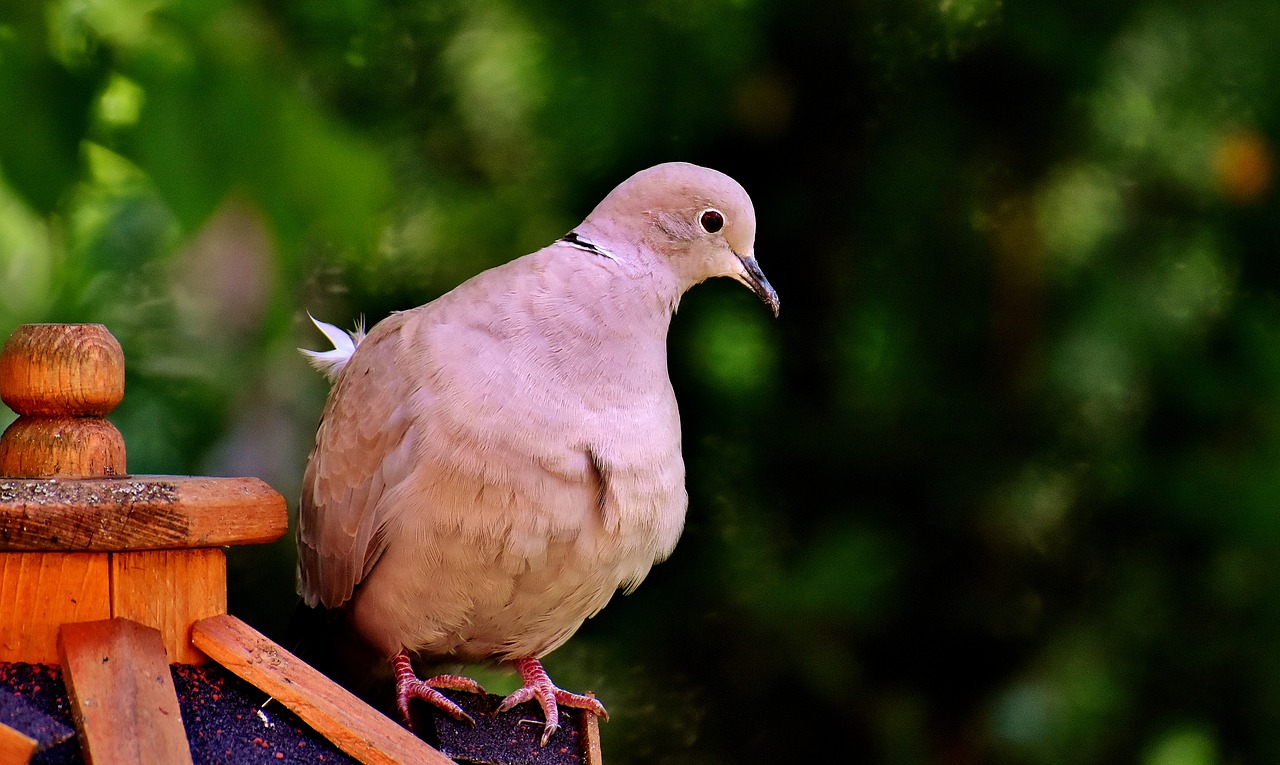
[0,322,288,665]
[0,324,126,478]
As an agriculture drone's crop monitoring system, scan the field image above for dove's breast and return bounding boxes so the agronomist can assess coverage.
[345,248,688,661]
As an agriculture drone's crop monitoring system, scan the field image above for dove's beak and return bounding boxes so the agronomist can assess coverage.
[734,254,780,317]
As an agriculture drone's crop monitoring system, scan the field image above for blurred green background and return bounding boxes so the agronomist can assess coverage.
[3,0,1279,762]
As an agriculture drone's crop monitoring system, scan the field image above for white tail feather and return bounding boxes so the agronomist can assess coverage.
[300,313,366,381]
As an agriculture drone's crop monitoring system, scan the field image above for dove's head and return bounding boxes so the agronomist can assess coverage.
[579,162,779,317]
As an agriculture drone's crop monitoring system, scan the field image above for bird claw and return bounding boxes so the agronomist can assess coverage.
[393,650,486,727]
[498,657,608,746]
[494,685,534,714]
[398,680,475,726]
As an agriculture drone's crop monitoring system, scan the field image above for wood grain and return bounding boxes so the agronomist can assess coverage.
[0,324,124,417]
[0,722,36,765]
[0,553,111,663]
[57,618,192,765]
[192,614,454,765]
[0,475,287,551]
[0,416,126,479]
[584,699,604,765]
[111,549,227,664]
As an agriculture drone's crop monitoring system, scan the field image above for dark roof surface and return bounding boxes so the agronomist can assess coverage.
[0,662,355,764]
[1,662,595,765]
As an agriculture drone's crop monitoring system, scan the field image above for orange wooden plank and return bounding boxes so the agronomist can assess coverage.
[110,548,226,664]
[192,614,453,765]
[57,618,193,765]
[0,475,287,551]
[0,722,36,765]
[0,553,111,663]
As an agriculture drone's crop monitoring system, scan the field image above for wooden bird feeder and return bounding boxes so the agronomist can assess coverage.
[0,323,603,765]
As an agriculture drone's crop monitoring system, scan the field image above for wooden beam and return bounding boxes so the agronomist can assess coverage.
[584,698,604,765]
[0,722,36,765]
[0,553,111,663]
[111,549,227,664]
[0,475,287,551]
[57,618,193,765]
[192,614,454,765]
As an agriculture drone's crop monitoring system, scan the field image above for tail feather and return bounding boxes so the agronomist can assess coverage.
[300,313,365,381]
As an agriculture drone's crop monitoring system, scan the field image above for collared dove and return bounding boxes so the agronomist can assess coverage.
[298,162,779,745]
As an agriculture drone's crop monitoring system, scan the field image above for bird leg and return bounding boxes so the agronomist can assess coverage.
[496,656,609,746]
[393,650,486,727]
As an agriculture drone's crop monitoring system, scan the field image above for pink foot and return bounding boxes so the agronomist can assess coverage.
[393,650,486,727]
[496,656,608,746]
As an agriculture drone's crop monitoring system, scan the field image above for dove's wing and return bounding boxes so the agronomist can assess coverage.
[297,310,419,609]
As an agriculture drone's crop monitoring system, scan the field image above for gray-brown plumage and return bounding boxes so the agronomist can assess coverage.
[298,162,778,743]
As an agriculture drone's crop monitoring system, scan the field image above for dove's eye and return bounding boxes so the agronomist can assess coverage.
[699,209,724,233]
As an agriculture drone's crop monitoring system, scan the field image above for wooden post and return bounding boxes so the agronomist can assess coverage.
[0,553,111,665]
[0,324,288,664]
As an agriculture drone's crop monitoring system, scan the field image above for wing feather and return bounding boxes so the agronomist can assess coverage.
[297,312,417,608]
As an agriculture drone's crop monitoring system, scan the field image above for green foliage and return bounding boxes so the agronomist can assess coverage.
[3,0,1280,762]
